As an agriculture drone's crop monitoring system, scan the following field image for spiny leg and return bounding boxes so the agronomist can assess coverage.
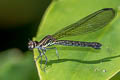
[41,49,47,71]
[38,49,43,69]
[46,47,59,59]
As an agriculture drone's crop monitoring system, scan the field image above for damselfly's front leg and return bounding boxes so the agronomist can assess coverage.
[36,49,42,69]
[32,48,43,70]
[41,49,48,71]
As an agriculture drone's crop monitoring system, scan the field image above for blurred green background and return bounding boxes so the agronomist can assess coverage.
[0,0,51,51]
[0,0,51,80]
[0,0,120,80]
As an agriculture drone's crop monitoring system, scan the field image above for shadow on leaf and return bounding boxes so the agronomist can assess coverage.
[40,54,120,66]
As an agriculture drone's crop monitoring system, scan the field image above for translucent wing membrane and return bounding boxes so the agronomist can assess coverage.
[52,8,115,39]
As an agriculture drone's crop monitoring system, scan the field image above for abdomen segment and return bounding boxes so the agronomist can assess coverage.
[55,40,102,49]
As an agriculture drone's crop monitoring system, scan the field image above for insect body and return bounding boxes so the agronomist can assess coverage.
[28,8,115,70]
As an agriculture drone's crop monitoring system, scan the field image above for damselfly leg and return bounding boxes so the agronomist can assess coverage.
[46,47,59,59]
[35,47,59,70]
[37,49,43,69]
[35,48,48,71]
[41,49,48,71]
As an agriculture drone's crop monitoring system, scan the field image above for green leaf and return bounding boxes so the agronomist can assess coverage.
[0,49,38,80]
[109,71,120,80]
[34,0,120,80]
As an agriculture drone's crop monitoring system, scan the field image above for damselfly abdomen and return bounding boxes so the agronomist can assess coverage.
[28,8,115,70]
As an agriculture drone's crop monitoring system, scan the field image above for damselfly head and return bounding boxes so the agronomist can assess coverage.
[28,40,38,50]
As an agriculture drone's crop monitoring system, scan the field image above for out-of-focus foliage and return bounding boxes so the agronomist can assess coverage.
[0,49,39,80]
[0,0,51,80]
[0,0,51,51]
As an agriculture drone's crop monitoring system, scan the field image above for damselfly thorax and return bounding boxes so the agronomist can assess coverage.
[28,35,57,50]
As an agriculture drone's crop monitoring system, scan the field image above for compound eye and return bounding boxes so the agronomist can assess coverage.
[28,44,33,49]
[28,41,35,50]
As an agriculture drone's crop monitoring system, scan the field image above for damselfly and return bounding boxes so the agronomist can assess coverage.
[28,8,115,70]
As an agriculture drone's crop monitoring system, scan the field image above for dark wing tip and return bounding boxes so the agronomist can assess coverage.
[102,8,116,14]
[102,8,113,10]
[102,8,116,19]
